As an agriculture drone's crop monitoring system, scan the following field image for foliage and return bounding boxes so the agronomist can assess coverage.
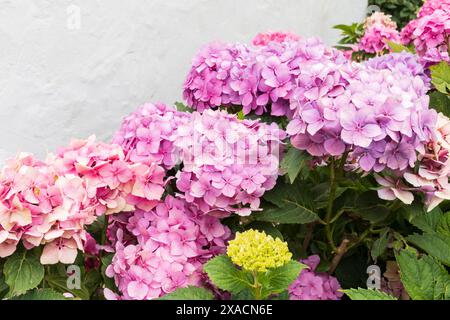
[368,0,422,29]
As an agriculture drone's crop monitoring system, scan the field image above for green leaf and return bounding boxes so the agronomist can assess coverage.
[437,213,450,237]
[256,203,320,224]
[430,61,450,94]
[386,41,414,53]
[245,221,284,240]
[11,288,66,300]
[343,288,397,300]
[3,248,44,297]
[159,286,214,300]
[371,229,389,261]
[407,232,450,266]
[281,148,310,184]
[260,261,306,297]
[45,273,91,300]
[396,249,450,300]
[429,91,450,117]
[174,101,193,112]
[203,255,252,294]
[350,191,390,223]
[410,206,443,233]
[260,179,320,224]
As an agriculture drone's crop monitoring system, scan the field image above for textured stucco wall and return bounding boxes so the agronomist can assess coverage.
[0,0,367,163]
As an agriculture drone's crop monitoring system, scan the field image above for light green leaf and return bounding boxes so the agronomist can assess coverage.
[396,249,450,300]
[159,286,214,300]
[203,255,252,294]
[386,40,414,53]
[11,288,66,300]
[430,61,450,94]
[407,232,450,266]
[343,288,397,300]
[281,148,310,184]
[3,248,44,297]
[260,261,307,297]
[174,102,193,113]
[371,229,389,261]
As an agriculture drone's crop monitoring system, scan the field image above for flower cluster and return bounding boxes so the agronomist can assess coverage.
[252,31,301,46]
[104,196,230,300]
[357,12,400,54]
[288,63,436,173]
[112,102,190,170]
[365,52,430,85]
[226,229,292,272]
[174,109,285,216]
[0,136,166,264]
[377,113,450,211]
[183,36,345,116]
[401,0,450,66]
[288,255,343,300]
[49,135,166,213]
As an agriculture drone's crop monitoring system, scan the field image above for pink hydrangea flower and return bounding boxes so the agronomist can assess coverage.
[289,255,343,300]
[252,31,301,46]
[400,0,450,67]
[113,103,190,169]
[183,36,345,117]
[0,136,166,264]
[358,12,400,54]
[173,109,285,216]
[105,196,230,300]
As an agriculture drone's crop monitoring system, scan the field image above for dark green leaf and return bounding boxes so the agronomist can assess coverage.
[11,288,66,300]
[281,148,310,184]
[407,232,450,266]
[159,286,214,300]
[371,229,389,261]
[343,288,397,300]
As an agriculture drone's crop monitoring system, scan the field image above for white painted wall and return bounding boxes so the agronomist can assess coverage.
[0,0,367,163]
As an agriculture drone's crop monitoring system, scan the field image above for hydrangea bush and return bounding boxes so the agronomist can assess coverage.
[1,1,450,301]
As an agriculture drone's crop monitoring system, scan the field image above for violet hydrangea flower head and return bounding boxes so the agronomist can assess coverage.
[288,255,343,300]
[365,52,430,85]
[113,102,190,170]
[104,195,230,300]
[173,109,286,216]
[287,61,437,173]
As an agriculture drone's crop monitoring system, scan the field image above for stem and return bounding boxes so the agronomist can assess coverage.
[252,271,262,300]
[325,159,338,252]
[328,238,350,274]
[302,223,315,252]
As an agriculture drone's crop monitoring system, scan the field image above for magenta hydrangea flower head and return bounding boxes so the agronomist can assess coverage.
[173,109,285,216]
[252,31,301,46]
[104,195,230,300]
[113,102,190,170]
[183,41,249,112]
[357,12,401,54]
[400,0,450,67]
[183,37,346,117]
[288,255,343,300]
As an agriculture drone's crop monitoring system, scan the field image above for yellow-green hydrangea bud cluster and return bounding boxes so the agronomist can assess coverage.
[226,229,292,272]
